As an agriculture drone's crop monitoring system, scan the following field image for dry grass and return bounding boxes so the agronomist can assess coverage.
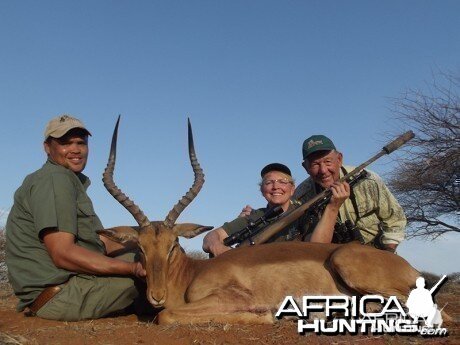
[0,332,35,345]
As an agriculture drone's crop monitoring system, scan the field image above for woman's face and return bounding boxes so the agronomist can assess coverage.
[260,171,295,209]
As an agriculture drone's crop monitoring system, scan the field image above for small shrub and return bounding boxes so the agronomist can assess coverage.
[0,229,12,295]
[419,271,441,288]
[419,270,459,294]
[187,250,209,260]
[0,229,5,262]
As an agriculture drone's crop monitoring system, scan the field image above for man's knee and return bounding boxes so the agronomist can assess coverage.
[36,275,142,321]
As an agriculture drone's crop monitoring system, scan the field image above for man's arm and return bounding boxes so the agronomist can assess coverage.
[42,229,146,278]
[373,174,406,251]
[203,208,259,256]
[202,228,231,256]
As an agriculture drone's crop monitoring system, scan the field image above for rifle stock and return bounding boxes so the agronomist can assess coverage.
[239,131,415,246]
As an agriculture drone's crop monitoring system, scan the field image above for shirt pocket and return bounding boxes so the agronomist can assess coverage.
[77,201,96,217]
[76,201,104,253]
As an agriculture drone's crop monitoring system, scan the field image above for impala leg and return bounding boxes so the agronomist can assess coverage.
[328,243,419,299]
[157,294,273,325]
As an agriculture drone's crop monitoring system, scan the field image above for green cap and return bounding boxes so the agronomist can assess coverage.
[302,135,336,160]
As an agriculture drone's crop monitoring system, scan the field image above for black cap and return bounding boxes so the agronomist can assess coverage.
[260,163,292,177]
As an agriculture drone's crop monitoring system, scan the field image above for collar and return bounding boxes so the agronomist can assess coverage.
[265,201,296,212]
[46,158,91,188]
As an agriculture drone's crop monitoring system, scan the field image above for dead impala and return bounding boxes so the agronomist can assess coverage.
[98,117,420,324]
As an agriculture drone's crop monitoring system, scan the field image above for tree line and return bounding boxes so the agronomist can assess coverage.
[387,72,459,239]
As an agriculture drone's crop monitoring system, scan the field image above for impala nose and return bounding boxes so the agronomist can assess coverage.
[148,292,166,308]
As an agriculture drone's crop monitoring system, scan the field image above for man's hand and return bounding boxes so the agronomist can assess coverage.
[309,182,350,244]
[329,181,350,210]
[383,243,397,253]
[238,205,253,218]
[202,228,231,257]
[131,262,146,279]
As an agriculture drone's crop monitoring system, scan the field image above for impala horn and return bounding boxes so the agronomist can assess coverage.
[102,115,151,228]
[163,118,205,228]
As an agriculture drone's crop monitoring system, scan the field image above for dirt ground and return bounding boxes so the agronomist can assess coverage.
[0,280,458,345]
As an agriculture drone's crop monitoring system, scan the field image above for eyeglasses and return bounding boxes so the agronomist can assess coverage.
[261,178,293,186]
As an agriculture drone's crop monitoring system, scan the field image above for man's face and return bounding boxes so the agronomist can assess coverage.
[260,171,295,209]
[303,150,343,188]
[44,129,89,173]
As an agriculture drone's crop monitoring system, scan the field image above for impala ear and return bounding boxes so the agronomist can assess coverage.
[173,223,214,239]
[97,226,140,243]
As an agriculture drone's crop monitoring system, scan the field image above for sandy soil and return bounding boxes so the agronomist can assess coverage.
[0,281,458,345]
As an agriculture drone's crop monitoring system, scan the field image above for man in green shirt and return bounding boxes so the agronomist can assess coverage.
[202,163,349,256]
[6,114,149,321]
[294,134,406,252]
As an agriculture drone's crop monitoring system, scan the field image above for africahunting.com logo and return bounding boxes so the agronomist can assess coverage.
[276,275,448,336]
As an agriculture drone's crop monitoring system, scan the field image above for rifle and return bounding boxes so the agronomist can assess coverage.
[224,171,368,247]
[239,131,415,246]
[223,206,284,246]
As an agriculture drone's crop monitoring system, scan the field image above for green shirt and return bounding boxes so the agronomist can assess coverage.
[222,203,305,243]
[6,159,105,311]
[293,165,406,245]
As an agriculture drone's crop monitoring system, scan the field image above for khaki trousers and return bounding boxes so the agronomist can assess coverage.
[36,252,149,321]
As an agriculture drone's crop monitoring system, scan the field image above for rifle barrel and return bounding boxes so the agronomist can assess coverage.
[429,275,447,295]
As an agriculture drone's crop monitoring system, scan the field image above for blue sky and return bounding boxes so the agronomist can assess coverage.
[0,1,458,274]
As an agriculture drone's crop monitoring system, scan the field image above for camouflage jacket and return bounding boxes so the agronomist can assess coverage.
[293,165,406,245]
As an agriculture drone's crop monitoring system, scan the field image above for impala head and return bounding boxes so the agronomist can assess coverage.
[98,116,212,308]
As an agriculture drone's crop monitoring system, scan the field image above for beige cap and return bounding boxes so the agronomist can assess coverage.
[44,114,91,140]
